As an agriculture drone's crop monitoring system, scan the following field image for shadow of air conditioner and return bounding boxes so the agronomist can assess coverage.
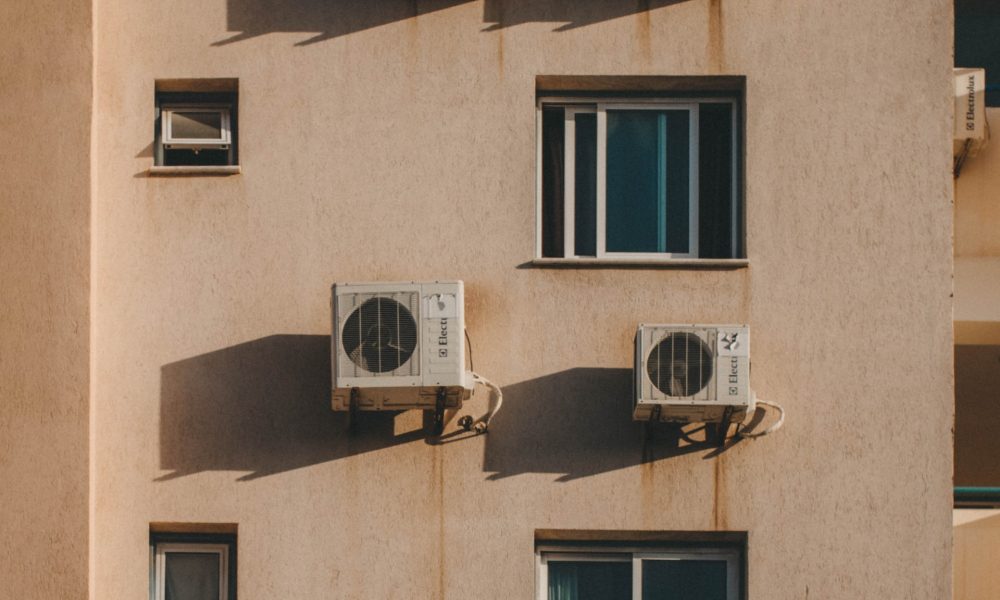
[158,335,426,481]
[213,0,691,46]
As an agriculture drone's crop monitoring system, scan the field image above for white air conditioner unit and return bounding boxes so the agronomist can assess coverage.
[331,281,474,414]
[634,324,751,425]
[161,105,232,150]
[954,68,990,175]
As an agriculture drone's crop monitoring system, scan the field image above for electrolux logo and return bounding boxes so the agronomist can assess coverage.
[966,74,977,131]
[728,357,739,396]
[437,319,449,357]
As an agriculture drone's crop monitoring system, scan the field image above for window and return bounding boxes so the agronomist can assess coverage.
[155,79,238,168]
[536,531,744,600]
[150,527,236,600]
[956,0,1000,106]
[536,77,743,261]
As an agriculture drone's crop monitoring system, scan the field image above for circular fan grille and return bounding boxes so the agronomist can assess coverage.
[342,297,418,374]
[647,332,714,397]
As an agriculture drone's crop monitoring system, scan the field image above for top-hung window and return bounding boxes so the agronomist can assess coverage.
[537,76,744,261]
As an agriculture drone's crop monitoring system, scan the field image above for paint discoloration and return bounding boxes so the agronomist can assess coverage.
[636,0,653,66]
[497,29,505,79]
[640,431,656,528]
[713,455,727,530]
[435,444,445,600]
[708,0,724,73]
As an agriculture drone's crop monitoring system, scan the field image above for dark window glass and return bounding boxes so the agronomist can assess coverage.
[606,110,689,253]
[956,0,1000,106]
[542,106,566,257]
[164,553,221,600]
[547,561,632,600]
[641,559,728,600]
[698,102,735,258]
[574,112,598,257]
[170,111,224,140]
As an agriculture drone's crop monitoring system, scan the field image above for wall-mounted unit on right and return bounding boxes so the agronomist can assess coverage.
[953,68,989,177]
[634,324,750,427]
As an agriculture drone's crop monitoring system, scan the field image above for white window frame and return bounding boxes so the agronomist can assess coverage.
[161,104,232,150]
[536,96,739,261]
[536,545,741,600]
[153,542,230,600]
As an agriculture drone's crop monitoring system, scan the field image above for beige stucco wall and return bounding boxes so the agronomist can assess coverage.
[0,0,91,598]
[90,1,954,598]
[954,104,1000,486]
[956,107,1000,259]
[954,510,1000,600]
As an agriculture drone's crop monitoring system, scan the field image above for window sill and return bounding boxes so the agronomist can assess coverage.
[147,165,241,176]
[528,258,749,269]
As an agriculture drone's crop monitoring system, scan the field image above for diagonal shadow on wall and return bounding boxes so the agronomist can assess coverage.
[158,335,426,481]
[482,368,727,481]
[214,0,690,46]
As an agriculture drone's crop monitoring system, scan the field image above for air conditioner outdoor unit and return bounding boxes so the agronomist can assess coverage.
[634,324,751,425]
[953,68,990,176]
[331,281,474,414]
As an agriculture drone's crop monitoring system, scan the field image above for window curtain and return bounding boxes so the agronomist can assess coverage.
[164,553,221,600]
[548,563,580,600]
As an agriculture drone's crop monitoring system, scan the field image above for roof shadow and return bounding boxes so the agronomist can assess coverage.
[158,334,428,481]
[214,0,691,46]
[482,368,736,481]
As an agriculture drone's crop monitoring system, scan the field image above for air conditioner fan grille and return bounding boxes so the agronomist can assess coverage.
[341,295,418,375]
[647,332,714,397]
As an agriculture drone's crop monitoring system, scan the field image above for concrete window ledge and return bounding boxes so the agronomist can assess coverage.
[528,258,749,269]
[147,165,241,176]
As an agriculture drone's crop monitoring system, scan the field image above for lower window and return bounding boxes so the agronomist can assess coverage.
[150,530,236,600]
[537,540,742,600]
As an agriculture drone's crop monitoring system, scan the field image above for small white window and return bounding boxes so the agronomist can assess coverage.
[154,80,238,168]
[161,106,232,150]
[150,534,235,600]
[537,545,741,600]
[537,94,741,261]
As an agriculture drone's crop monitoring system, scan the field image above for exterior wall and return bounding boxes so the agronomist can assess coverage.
[955,107,1000,259]
[954,111,1000,485]
[91,1,954,599]
[954,510,1000,600]
[0,1,92,598]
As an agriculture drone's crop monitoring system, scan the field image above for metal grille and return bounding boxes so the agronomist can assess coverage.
[647,330,714,398]
[338,292,420,377]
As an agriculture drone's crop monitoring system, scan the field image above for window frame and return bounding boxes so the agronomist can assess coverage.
[161,104,233,150]
[149,530,237,600]
[535,95,741,262]
[153,84,239,170]
[536,543,742,600]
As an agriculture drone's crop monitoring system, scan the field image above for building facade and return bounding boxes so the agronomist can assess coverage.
[2,1,955,598]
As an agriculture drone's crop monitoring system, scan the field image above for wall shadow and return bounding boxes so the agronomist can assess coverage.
[482,368,732,481]
[214,0,689,46]
[955,344,1000,487]
[481,0,688,32]
[159,335,425,481]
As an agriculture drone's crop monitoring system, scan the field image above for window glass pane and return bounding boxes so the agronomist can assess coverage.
[574,113,597,257]
[171,111,223,139]
[956,0,1000,106]
[165,552,221,600]
[548,561,631,600]
[542,107,566,258]
[641,559,728,600]
[606,110,690,254]
[698,103,735,258]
